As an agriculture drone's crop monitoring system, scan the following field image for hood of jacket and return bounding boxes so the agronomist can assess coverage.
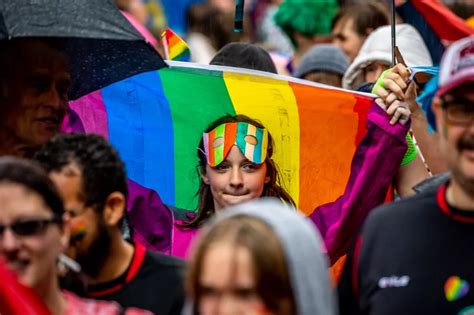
[343,23,433,90]
[183,198,337,315]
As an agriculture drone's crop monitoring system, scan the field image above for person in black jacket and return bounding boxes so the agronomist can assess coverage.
[338,36,474,315]
[35,133,185,315]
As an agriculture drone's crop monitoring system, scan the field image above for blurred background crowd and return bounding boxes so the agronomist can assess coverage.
[117,0,474,66]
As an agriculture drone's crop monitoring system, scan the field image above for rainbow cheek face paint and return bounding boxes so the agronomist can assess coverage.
[203,122,268,167]
[69,220,87,243]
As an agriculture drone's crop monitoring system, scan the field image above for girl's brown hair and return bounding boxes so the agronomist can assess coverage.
[187,215,295,315]
[181,114,295,228]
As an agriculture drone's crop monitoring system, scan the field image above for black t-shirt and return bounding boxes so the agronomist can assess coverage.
[339,182,474,315]
[85,244,185,315]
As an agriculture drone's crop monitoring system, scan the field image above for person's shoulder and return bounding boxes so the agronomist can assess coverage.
[136,250,185,284]
[413,172,450,194]
[167,204,196,222]
[63,291,152,315]
[365,185,439,229]
[144,249,186,270]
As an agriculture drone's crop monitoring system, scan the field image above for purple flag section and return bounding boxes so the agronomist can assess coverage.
[62,105,175,254]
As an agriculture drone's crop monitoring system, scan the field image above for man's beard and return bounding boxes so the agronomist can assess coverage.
[75,219,112,279]
[452,166,474,197]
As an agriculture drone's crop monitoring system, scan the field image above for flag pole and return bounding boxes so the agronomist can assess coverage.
[391,0,396,66]
[234,0,244,33]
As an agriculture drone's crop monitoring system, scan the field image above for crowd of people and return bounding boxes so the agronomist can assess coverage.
[1,0,474,314]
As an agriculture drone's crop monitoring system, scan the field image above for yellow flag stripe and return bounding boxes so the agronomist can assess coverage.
[223,72,300,205]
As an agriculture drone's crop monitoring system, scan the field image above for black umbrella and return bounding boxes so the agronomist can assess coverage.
[0,0,166,100]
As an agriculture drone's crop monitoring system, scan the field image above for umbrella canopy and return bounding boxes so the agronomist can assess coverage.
[0,0,166,100]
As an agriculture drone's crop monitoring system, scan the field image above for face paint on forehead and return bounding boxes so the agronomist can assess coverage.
[203,122,268,167]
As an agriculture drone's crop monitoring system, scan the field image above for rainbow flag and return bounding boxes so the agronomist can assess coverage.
[68,62,373,215]
[398,0,474,64]
[161,28,190,61]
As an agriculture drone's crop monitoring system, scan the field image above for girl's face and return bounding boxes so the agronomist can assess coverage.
[198,242,269,315]
[202,146,270,212]
[0,183,66,291]
[363,61,389,84]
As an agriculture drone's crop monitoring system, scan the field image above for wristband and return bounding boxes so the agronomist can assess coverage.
[371,68,392,94]
[401,133,418,166]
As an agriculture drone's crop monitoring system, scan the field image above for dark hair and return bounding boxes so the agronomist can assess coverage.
[0,38,67,99]
[210,43,278,74]
[187,3,238,51]
[188,215,295,315]
[0,157,64,219]
[182,115,295,228]
[332,1,389,38]
[33,134,128,214]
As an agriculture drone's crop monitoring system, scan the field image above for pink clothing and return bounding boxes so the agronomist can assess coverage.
[171,223,199,258]
[121,11,158,47]
[64,291,151,315]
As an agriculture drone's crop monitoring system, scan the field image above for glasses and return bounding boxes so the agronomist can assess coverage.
[441,98,474,126]
[0,217,61,237]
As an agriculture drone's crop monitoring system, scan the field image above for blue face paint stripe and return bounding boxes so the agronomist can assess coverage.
[236,122,248,157]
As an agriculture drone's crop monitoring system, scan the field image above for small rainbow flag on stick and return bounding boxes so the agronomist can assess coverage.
[161,28,191,61]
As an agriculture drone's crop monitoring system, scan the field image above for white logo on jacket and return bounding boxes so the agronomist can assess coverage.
[378,276,410,288]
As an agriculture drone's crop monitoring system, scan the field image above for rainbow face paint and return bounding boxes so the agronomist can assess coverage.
[70,220,87,243]
[203,122,268,167]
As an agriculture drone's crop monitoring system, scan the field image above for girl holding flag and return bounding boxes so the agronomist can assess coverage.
[172,64,413,268]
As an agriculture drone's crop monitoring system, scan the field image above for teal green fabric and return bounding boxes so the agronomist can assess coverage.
[274,0,339,47]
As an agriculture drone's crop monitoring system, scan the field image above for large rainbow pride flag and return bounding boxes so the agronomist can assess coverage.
[69,62,374,215]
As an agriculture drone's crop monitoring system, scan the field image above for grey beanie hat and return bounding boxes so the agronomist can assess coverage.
[294,44,349,78]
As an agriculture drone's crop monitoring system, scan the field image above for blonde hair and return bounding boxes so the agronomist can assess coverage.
[187,215,295,315]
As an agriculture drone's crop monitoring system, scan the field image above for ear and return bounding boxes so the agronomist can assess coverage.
[201,166,210,185]
[433,97,441,112]
[60,213,71,252]
[102,192,126,227]
[264,175,271,184]
[433,97,445,134]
